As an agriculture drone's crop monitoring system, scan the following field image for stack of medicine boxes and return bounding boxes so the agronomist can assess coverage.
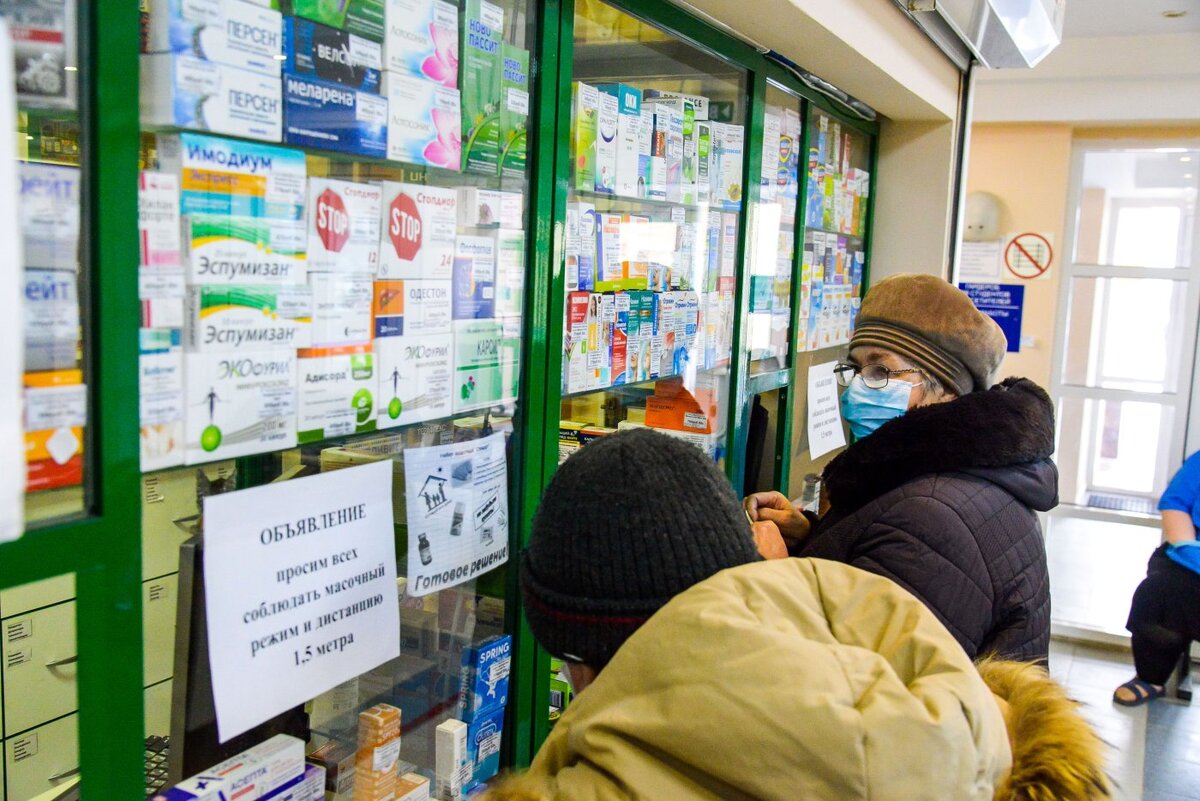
[141,0,285,142]
[456,633,512,792]
[282,2,388,158]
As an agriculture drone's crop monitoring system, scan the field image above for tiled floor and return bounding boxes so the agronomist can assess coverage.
[1053,638,1200,801]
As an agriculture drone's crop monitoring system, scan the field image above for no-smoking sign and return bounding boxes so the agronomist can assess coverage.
[1004,233,1053,280]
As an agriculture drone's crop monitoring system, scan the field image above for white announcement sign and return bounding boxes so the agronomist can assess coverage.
[806,361,847,459]
[403,432,510,597]
[204,460,400,742]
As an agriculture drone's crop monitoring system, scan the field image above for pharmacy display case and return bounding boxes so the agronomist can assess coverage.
[0,1,878,798]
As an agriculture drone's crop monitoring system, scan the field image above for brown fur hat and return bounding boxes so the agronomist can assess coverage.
[851,273,1008,395]
[978,659,1112,801]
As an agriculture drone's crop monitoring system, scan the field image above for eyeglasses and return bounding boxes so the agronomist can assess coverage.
[833,362,924,389]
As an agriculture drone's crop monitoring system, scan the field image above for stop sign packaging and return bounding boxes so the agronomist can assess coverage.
[378,182,457,280]
[306,178,382,273]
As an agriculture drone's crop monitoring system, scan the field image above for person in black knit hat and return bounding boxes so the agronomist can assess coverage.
[520,427,767,677]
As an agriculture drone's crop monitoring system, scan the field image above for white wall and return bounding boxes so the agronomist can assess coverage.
[973,32,1200,124]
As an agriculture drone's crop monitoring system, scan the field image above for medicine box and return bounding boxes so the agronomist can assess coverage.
[20,162,80,271]
[493,229,524,318]
[287,0,385,43]
[643,89,709,121]
[596,84,640,197]
[434,719,469,801]
[157,734,305,801]
[307,178,382,274]
[713,122,745,210]
[184,213,307,285]
[466,705,505,789]
[183,349,297,463]
[459,0,504,174]
[382,72,462,170]
[23,370,86,491]
[139,171,182,269]
[651,104,683,203]
[7,0,77,110]
[24,267,79,372]
[565,291,589,394]
[385,0,458,87]
[457,634,511,721]
[395,773,430,801]
[283,73,388,158]
[636,106,652,199]
[283,16,382,92]
[140,328,185,471]
[141,53,282,142]
[379,182,458,279]
[146,0,283,76]
[296,344,376,442]
[695,120,712,203]
[374,279,453,336]
[375,332,452,428]
[571,82,598,191]
[594,213,621,291]
[499,44,529,178]
[301,764,325,801]
[456,188,521,229]
[452,235,496,320]
[156,132,307,220]
[594,89,617,194]
[453,319,515,412]
[309,272,373,347]
[186,284,312,351]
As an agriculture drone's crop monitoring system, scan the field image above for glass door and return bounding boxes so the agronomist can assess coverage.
[137,0,543,793]
[1048,143,1200,638]
[558,0,747,472]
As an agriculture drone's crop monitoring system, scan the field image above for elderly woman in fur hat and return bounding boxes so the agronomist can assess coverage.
[747,274,1055,664]
[483,429,1107,801]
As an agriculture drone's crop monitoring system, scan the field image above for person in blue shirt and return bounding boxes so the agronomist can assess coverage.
[1113,451,1200,706]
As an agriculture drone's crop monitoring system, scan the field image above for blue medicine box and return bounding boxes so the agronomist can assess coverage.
[282,17,382,93]
[466,705,505,790]
[457,634,511,722]
[283,73,387,158]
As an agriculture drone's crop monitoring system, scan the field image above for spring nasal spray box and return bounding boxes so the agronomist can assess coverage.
[459,0,503,174]
[184,349,297,463]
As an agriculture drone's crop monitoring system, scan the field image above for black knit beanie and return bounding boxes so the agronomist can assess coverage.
[521,428,760,668]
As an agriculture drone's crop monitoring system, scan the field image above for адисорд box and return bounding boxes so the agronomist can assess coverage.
[186,284,313,350]
[283,73,387,158]
[184,349,297,463]
[385,0,458,87]
[382,72,461,170]
[283,15,382,92]
[375,332,452,429]
[146,0,283,76]
[378,182,457,279]
[141,53,282,141]
[296,343,376,442]
[306,178,382,273]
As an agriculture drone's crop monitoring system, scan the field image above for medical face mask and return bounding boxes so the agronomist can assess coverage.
[840,376,913,440]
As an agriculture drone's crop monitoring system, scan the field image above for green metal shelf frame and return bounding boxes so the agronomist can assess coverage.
[0,0,885,794]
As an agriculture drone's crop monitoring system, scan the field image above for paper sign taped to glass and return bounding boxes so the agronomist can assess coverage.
[403,431,509,597]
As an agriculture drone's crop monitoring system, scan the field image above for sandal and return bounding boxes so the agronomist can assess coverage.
[1113,677,1164,707]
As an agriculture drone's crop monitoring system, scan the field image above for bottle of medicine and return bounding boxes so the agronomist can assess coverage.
[800,474,821,514]
[418,533,433,565]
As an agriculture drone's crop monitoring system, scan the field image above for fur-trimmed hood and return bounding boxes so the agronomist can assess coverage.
[823,377,1058,514]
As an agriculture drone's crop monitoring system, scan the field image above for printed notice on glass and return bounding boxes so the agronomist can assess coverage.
[958,240,1002,282]
[203,460,400,742]
[0,22,24,542]
[807,361,846,459]
[403,432,509,597]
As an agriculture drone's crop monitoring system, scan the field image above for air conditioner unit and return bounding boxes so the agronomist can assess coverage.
[905,0,1066,69]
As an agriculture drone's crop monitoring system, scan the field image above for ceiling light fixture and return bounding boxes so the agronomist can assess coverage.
[1162,10,1187,18]
[1182,156,1193,162]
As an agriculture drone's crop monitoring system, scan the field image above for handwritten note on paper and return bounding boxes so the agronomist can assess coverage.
[807,361,847,459]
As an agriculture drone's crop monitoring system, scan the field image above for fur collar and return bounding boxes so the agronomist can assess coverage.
[978,660,1112,800]
[823,377,1055,512]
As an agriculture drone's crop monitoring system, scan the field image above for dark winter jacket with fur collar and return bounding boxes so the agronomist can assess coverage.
[797,377,1055,663]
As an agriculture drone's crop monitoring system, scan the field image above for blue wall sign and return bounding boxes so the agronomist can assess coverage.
[959,283,1024,353]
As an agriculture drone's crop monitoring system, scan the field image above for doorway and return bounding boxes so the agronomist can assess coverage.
[1048,142,1200,641]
